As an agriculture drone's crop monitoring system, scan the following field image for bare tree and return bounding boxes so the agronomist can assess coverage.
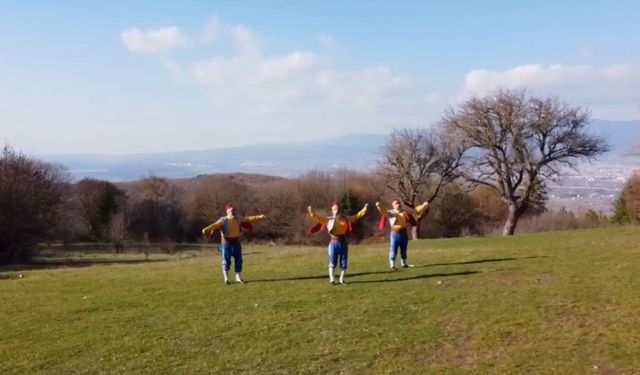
[139,175,170,209]
[441,89,609,235]
[129,176,186,241]
[183,175,254,241]
[376,127,464,238]
[0,145,67,264]
[109,211,128,253]
[75,179,126,240]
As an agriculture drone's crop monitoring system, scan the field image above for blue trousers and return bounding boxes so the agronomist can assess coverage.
[389,231,408,261]
[220,242,243,272]
[328,240,349,269]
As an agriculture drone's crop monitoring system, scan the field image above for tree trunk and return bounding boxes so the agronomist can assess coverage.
[412,214,426,240]
[502,202,519,236]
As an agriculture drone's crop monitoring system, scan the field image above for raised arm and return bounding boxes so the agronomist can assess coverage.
[307,206,328,225]
[349,203,369,223]
[375,201,388,217]
[414,201,430,216]
[202,219,224,236]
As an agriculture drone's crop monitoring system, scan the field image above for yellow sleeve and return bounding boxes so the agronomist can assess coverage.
[308,211,329,225]
[349,206,368,223]
[242,214,266,224]
[414,202,430,216]
[202,219,224,236]
[376,204,388,217]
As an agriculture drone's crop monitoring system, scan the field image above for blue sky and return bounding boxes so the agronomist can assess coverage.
[1,1,639,154]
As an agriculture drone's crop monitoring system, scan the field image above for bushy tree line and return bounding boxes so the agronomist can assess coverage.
[1,145,631,265]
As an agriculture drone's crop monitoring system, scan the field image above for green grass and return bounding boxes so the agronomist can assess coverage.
[2,227,640,374]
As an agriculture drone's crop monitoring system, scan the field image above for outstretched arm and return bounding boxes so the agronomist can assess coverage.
[375,202,388,217]
[202,219,224,236]
[242,214,267,224]
[414,201,430,216]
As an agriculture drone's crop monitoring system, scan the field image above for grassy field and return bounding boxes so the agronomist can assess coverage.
[2,227,640,374]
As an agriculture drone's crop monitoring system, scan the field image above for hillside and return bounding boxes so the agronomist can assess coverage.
[2,226,640,373]
[115,172,288,192]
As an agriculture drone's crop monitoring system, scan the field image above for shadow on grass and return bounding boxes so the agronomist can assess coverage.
[415,256,544,268]
[250,270,394,283]
[0,258,168,273]
[249,269,479,284]
[348,270,479,284]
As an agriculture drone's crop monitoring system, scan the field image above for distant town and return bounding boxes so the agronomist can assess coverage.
[548,161,640,213]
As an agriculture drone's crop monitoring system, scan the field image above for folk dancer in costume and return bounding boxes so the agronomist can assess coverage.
[202,203,266,285]
[376,199,429,270]
[308,202,369,284]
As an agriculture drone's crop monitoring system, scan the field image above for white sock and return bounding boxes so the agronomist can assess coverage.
[235,272,243,282]
[339,270,346,283]
[223,270,229,282]
[390,259,395,268]
[329,266,335,282]
[401,259,407,267]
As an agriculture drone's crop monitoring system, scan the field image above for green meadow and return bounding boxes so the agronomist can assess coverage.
[2,227,640,374]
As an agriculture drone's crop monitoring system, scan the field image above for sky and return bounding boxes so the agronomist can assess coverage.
[1,0,639,155]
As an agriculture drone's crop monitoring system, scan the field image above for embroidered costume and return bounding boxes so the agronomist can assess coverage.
[202,203,266,284]
[308,203,368,284]
[376,199,429,270]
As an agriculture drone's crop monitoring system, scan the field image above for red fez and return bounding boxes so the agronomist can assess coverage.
[225,203,234,210]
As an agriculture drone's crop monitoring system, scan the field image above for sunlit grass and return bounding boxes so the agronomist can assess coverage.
[2,226,640,374]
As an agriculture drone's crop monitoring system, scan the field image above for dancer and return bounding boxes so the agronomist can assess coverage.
[202,203,266,285]
[308,202,368,284]
[376,199,429,270]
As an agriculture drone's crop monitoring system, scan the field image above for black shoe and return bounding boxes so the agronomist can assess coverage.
[339,280,347,285]
[236,279,245,285]
[330,280,336,285]
[390,266,398,271]
[224,280,231,285]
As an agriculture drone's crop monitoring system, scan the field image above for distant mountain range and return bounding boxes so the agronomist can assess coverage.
[39,133,388,181]
[38,120,640,181]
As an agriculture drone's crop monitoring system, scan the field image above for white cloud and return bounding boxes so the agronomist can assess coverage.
[464,64,640,119]
[316,66,414,110]
[200,16,222,43]
[227,25,260,57]
[190,51,322,105]
[465,64,640,94]
[119,17,441,144]
[121,26,187,55]
[184,18,417,113]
